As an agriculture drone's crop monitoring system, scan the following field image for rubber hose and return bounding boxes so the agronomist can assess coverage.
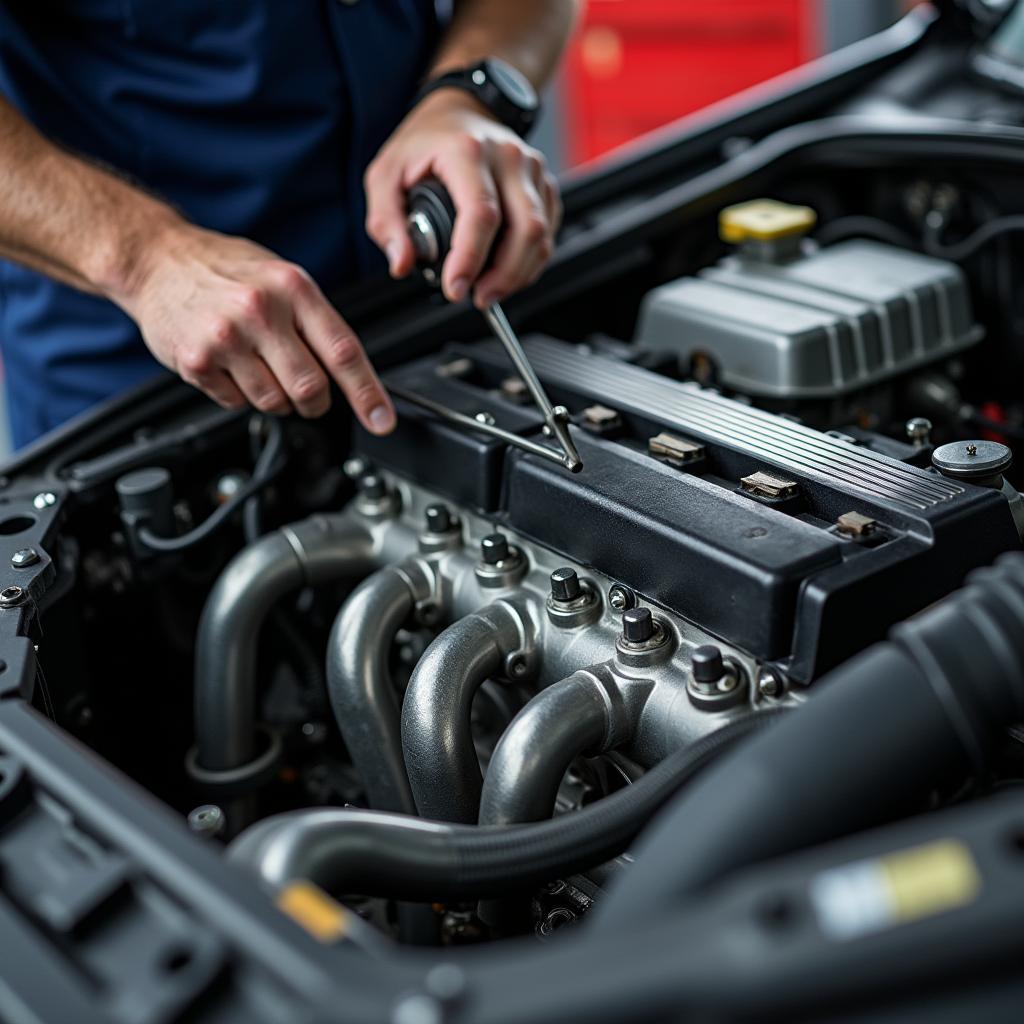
[229,711,784,900]
[596,552,1024,928]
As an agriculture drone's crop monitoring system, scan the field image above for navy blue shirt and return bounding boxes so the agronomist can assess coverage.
[0,0,440,447]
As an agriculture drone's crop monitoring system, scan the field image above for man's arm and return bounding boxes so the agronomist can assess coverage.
[364,0,578,309]
[0,97,396,431]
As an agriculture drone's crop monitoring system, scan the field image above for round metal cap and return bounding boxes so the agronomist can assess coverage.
[358,473,387,499]
[622,606,654,643]
[691,645,725,684]
[932,440,1012,481]
[549,567,581,602]
[480,533,510,565]
[425,504,452,533]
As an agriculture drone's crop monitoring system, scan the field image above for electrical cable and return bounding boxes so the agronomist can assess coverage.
[138,418,286,553]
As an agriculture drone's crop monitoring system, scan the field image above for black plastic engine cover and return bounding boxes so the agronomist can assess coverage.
[358,336,1020,681]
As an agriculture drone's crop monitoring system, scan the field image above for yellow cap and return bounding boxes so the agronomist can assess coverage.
[719,199,817,244]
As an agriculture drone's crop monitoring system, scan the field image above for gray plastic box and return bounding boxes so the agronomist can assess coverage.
[635,239,982,399]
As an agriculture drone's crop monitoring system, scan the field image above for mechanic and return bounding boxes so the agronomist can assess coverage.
[0,1,573,448]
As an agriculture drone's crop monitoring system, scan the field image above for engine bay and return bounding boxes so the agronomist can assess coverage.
[5,5,1024,1021]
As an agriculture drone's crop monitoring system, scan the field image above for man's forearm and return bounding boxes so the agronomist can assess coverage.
[431,0,578,88]
[0,97,183,304]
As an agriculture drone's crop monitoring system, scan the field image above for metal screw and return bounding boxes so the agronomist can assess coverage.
[343,457,368,480]
[475,411,496,427]
[359,473,386,499]
[691,645,725,684]
[966,444,978,456]
[187,804,225,838]
[622,606,655,644]
[905,417,932,448]
[549,566,581,603]
[10,549,39,569]
[480,533,509,565]
[758,668,783,699]
[424,504,452,534]
[608,585,635,611]
[32,492,56,511]
[0,586,24,608]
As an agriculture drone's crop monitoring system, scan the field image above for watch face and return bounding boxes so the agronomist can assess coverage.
[483,57,539,112]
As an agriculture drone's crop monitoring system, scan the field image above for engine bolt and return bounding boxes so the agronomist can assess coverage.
[32,492,56,511]
[0,586,25,608]
[905,417,932,448]
[358,473,386,499]
[622,606,655,644]
[608,584,635,611]
[480,533,509,565]
[549,567,581,602]
[10,548,39,569]
[343,457,368,480]
[758,668,783,699]
[425,504,452,533]
[187,804,225,838]
[691,645,725,684]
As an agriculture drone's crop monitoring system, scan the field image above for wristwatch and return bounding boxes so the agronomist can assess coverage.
[414,57,540,138]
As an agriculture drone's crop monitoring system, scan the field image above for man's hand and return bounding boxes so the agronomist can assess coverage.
[364,90,562,309]
[117,225,396,432]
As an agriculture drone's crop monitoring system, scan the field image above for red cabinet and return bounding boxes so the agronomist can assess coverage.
[563,0,818,166]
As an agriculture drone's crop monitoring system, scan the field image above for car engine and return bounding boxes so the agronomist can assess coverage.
[4,6,1024,1020]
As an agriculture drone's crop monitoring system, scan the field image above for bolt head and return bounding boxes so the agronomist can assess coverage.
[0,585,24,608]
[358,474,386,499]
[691,645,725,684]
[549,566,581,602]
[608,585,635,611]
[32,492,56,511]
[425,504,452,534]
[758,669,782,698]
[187,804,225,838]
[10,549,39,569]
[622,606,655,643]
[480,533,509,565]
[905,417,932,444]
[343,457,368,480]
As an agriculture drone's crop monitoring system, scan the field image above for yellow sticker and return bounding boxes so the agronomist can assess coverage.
[276,881,348,944]
[879,839,981,924]
[810,839,981,941]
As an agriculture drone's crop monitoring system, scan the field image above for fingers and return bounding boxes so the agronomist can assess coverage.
[473,145,555,308]
[228,351,292,416]
[292,276,396,435]
[364,156,416,278]
[201,370,247,411]
[434,137,502,304]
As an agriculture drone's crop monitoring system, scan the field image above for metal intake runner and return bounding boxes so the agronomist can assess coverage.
[396,177,582,473]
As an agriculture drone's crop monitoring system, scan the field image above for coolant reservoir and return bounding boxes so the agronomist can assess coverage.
[635,199,981,399]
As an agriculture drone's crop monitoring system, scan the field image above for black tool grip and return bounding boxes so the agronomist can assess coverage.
[407,177,456,281]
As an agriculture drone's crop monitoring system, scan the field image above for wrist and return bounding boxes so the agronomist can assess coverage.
[99,207,192,311]
[409,86,500,126]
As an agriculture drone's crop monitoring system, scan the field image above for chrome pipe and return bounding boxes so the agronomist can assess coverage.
[401,601,534,823]
[327,562,434,814]
[478,667,631,826]
[193,515,374,773]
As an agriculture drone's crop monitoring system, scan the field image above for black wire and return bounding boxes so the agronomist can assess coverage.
[924,212,1024,262]
[138,418,287,554]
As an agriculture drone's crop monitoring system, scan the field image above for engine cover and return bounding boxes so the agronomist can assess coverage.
[358,337,1019,682]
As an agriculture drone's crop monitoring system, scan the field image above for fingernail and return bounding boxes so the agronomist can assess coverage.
[386,240,402,276]
[368,405,395,435]
[448,277,470,303]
